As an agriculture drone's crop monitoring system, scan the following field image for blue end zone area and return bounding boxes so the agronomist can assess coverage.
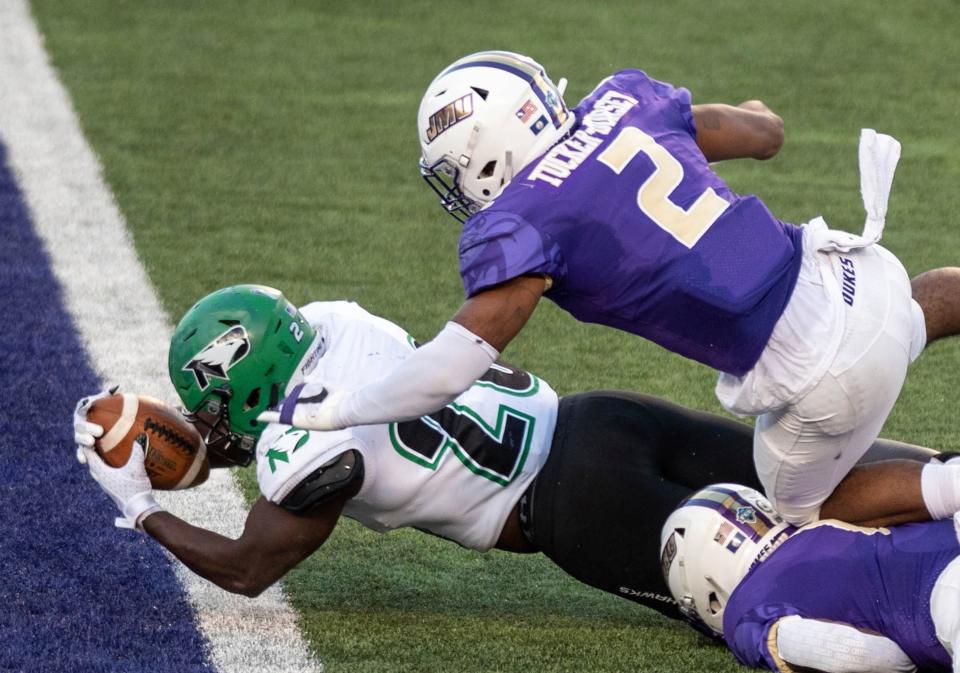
[0,142,216,672]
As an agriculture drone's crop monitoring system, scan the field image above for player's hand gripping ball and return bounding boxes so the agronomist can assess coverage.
[86,393,210,490]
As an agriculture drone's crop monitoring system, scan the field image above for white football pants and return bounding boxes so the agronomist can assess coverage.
[748,239,926,524]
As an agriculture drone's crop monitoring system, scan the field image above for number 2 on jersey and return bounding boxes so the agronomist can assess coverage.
[389,363,538,486]
[597,127,730,248]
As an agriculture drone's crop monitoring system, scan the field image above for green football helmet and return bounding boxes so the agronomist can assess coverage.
[168,284,317,466]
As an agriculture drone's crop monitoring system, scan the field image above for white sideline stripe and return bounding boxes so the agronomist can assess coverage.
[0,3,321,672]
[100,393,139,453]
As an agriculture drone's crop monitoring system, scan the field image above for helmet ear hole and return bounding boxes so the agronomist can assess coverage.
[708,591,722,614]
[478,160,498,198]
[479,160,497,178]
[269,383,283,409]
[470,86,489,100]
[243,387,261,412]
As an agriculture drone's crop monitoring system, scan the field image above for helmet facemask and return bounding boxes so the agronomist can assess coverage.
[419,155,478,223]
[183,386,262,467]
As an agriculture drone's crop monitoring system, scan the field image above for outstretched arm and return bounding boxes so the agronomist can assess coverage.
[692,101,784,161]
[337,274,547,423]
[261,274,548,431]
[143,491,352,597]
[451,274,548,351]
[78,434,357,597]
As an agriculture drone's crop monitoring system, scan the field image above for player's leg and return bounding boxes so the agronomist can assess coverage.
[514,390,929,613]
[755,360,924,526]
[859,437,937,463]
[525,387,944,614]
[649,394,938,489]
[756,244,941,526]
[912,267,960,343]
[623,393,763,491]
[819,459,928,525]
[522,391,701,618]
[654,389,938,526]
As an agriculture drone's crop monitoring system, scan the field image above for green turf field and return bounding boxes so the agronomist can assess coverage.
[29,1,960,670]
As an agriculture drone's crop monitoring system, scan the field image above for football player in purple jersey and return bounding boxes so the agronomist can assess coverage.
[661,483,960,672]
[266,51,960,533]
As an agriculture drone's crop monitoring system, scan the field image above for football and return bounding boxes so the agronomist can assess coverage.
[87,393,210,490]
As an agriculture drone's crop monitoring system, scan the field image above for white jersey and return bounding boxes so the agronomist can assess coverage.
[255,301,559,551]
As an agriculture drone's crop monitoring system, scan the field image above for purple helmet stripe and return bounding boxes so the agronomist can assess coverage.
[684,487,779,541]
[704,485,779,529]
[685,497,767,541]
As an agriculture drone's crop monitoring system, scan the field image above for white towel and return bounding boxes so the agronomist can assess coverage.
[808,128,901,252]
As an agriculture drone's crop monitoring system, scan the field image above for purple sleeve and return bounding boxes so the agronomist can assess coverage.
[605,69,696,138]
[458,210,564,298]
[725,604,803,670]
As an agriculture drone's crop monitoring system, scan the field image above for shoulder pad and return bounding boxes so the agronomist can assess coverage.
[279,449,364,514]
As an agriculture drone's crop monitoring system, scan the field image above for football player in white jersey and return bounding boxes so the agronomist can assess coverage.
[73,285,939,617]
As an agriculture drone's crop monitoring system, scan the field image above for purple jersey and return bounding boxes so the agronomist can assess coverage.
[459,71,803,376]
[724,520,957,671]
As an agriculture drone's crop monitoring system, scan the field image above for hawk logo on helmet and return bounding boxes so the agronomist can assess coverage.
[182,325,251,390]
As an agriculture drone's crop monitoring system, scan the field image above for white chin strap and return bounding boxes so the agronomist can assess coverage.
[557,77,568,96]
[459,121,482,168]
[503,150,514,184]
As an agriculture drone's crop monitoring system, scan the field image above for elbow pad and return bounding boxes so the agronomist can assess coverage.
[279,450,364,514]
[775,616,916,673]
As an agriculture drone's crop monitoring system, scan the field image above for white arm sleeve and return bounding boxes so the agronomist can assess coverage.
[334,321,498,427]
[775,616,916,673]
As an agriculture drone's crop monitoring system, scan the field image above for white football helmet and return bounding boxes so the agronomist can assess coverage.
[417,50,575,222]
[660,484,793,637]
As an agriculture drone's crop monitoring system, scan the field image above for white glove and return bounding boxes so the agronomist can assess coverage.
[73,385,118,463]
[80,437,162,530]
[257,382,346,431]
